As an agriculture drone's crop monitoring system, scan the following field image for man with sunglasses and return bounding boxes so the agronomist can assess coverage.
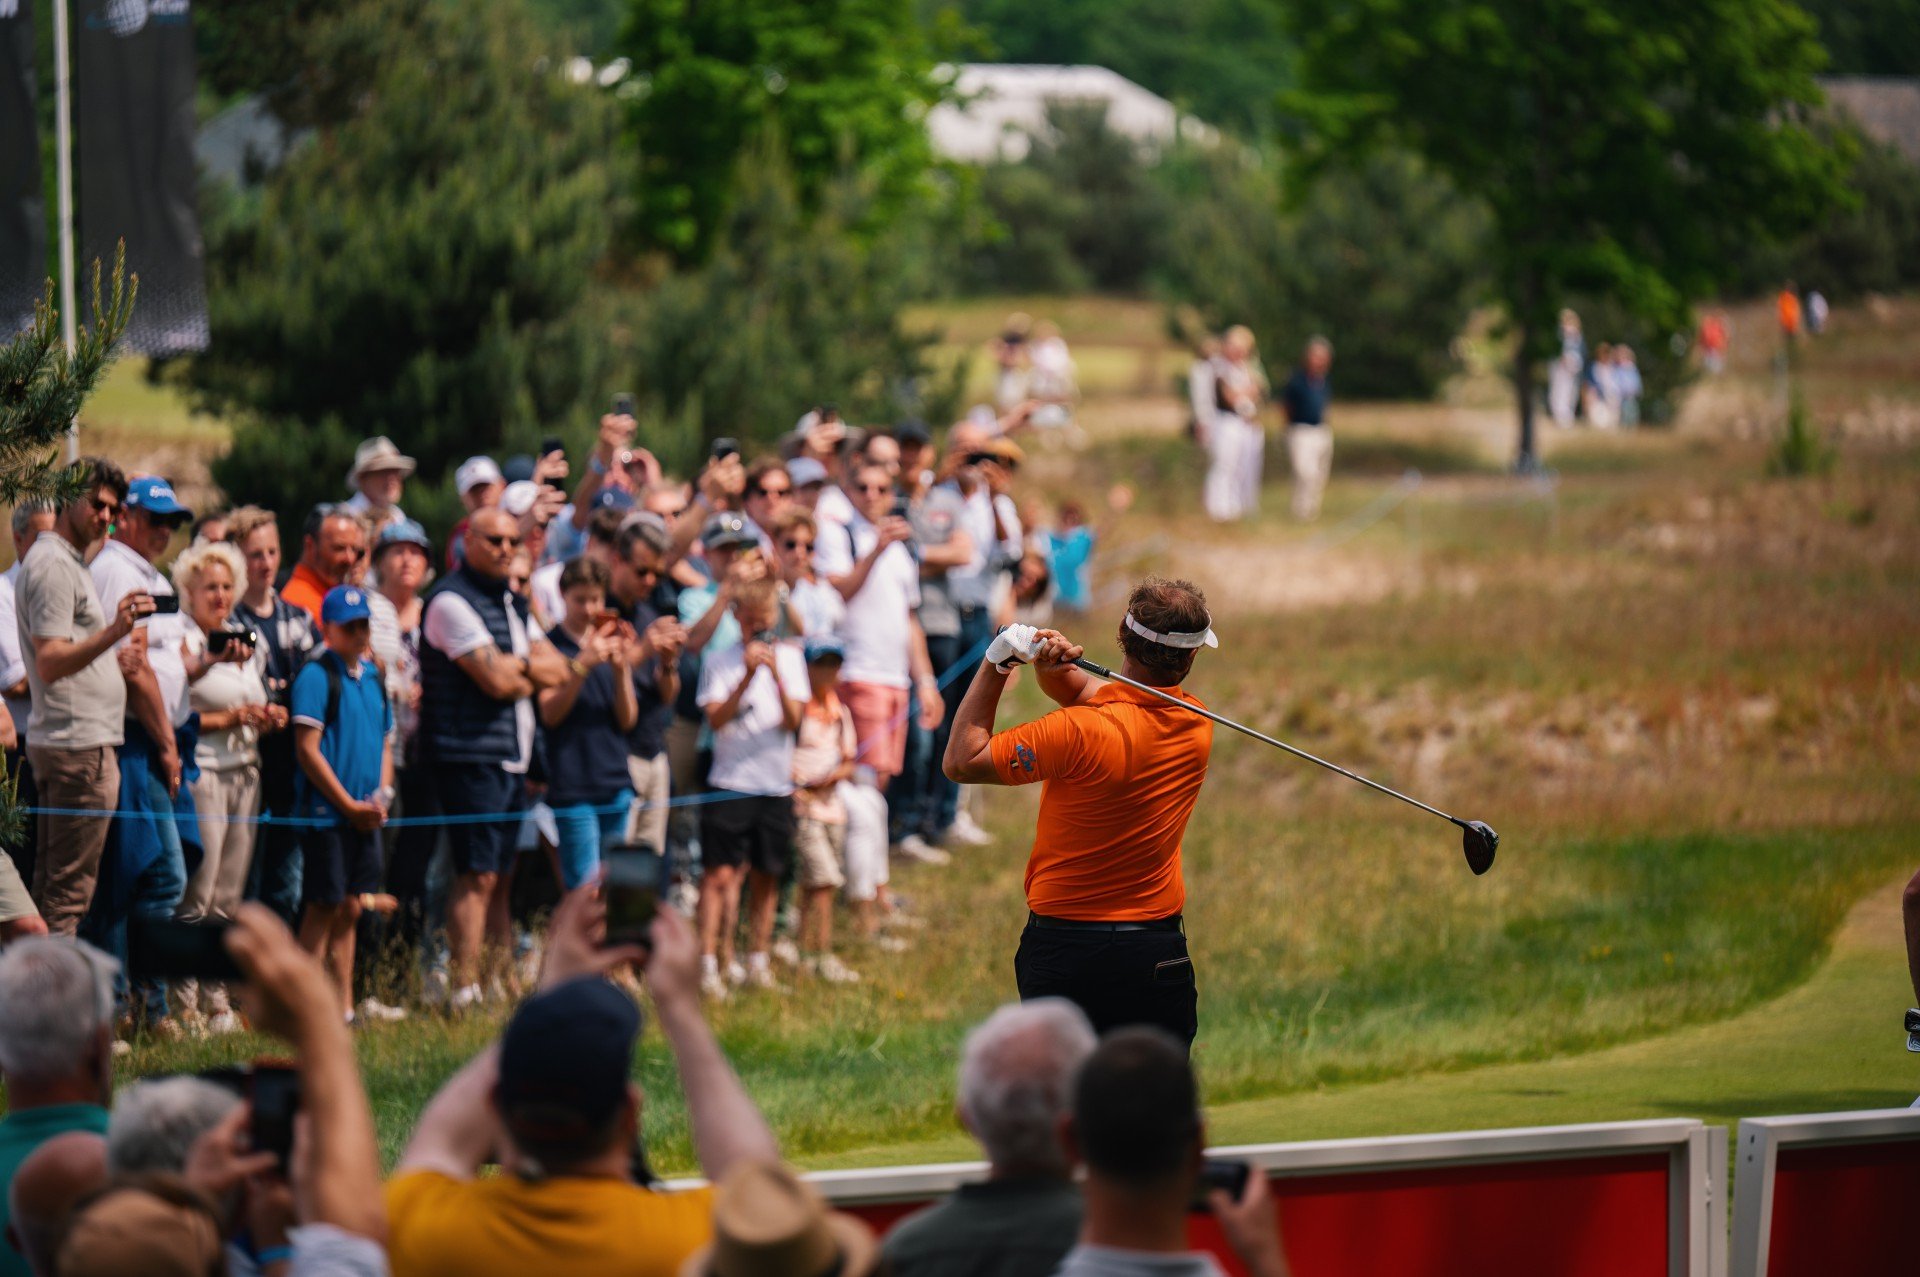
[420,508,569,1008]
[282,506,370,623]
[17,458,144,937]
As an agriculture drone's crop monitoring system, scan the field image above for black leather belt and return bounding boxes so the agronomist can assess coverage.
[1028,912,1183,933]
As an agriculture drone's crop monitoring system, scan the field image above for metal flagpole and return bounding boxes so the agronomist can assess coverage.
[52,0,79,461]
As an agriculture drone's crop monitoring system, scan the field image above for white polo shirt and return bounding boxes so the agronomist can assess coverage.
[813,510,919,689]
[91,537,191,728]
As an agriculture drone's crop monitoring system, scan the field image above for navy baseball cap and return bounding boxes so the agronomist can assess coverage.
[495,978,642,1134]
[701,510,756,551]
[124,476,191,521]
[803,635,845,665]
[592,486,637,513]
[894,419,932,447]
[320,585,372,625]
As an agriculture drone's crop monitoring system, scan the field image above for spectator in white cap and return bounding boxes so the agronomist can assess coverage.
[447,456,506,573]
[786,457,829,515]
[341,437,416,535]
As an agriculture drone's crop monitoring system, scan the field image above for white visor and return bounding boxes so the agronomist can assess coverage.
[1124,611,1219,650]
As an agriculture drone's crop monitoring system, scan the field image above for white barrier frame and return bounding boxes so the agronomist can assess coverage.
[1730,1107,1920,1277]
[806,1118,1719,1277]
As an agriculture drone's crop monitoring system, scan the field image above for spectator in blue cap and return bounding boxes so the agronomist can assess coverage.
[386,886,778,1275]
[290,585,400,1025]
[89,474,196,1036]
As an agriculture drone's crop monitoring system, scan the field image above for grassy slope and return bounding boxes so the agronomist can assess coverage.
[36,294,1920,1175]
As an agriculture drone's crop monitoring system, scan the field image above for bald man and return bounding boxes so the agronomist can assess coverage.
[6,1131,108,1276]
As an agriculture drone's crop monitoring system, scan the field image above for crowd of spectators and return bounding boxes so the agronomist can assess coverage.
[0,402,1117,1032]
[0,891,1289,1277]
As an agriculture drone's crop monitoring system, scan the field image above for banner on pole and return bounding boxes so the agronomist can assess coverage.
[76,0,208,354]
[0,0,44,336]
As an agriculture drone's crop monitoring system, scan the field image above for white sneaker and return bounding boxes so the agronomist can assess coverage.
[744,964,781,991]
[726,960,748,986]
[111,1039,132,1059]
[358,998,409,1024]
[204,1011,244,1036]
[701,969,730,1001]
[807,954,862,984]
[895,834,951,866]
[771,938,802,968]
[946,810,994,846]
[449,983,485,1011]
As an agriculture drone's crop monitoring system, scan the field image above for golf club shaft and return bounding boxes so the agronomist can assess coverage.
[1072,658,1463,828]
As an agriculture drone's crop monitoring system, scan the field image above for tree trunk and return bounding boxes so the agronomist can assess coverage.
[1513,324,1539,473]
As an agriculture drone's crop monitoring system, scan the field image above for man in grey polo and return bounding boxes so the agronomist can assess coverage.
[17,459,148,935]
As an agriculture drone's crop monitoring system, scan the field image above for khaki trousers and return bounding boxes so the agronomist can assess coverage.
[185,763,261,922]
[624,752,672,854]
[26,744,120,936]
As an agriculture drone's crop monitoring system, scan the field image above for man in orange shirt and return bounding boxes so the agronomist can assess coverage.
[282,506,370,621]
[945,578,1216,1048]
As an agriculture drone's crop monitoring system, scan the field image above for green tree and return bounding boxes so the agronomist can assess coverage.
[1285,0,1848,468]
[966,103,1174,294]
[188,0,631,542]
[0,248,135,508]
[627,132,961,467]
[618,0,952,261]
[1161,146,1489,399]
[1795,0,1920,75]
[1730,125,1920,300]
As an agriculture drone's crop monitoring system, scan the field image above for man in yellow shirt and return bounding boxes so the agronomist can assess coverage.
[385,889,779,1277]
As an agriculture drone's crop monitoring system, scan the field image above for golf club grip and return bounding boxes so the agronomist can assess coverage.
[1070,659,1461,826]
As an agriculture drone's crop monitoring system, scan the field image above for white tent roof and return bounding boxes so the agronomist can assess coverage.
[928,64,1215,163]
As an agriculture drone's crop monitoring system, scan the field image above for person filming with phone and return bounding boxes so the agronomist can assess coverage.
[16,458,144,937]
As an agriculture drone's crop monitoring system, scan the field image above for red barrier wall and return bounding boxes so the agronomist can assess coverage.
[1762,1139,1920,1277]
[839,1152,1673,1277]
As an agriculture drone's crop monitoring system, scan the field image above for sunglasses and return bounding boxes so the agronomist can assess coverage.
[480,533,523,549]
[855,483,891,494]
[782,538,815,551]
[753,485,792,498]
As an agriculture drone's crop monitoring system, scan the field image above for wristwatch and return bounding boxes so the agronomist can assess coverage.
[568,657,590,678]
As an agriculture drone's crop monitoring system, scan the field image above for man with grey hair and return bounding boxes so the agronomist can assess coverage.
[882,999,1096,1277]
[105,1077,241,1178]
[0,938,118,1277]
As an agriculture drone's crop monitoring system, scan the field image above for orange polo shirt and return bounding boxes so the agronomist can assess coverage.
[991,680,1213,921]
[281,561,334,621]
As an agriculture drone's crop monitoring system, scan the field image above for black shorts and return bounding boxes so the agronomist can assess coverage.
[300,824,384,908]
[433,762,525,876]
[700,794,794,878]
[1014,923,1199,1050]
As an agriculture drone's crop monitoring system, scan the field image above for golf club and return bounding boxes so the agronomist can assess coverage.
[1071,657,1499,875]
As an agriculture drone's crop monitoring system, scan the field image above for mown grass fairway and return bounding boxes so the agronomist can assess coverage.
[61,295,1920,1171]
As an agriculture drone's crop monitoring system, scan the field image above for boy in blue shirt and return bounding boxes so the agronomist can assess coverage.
[291,585,396,1023]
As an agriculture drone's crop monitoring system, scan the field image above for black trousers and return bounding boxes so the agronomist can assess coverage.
[1014,921,1198,1050]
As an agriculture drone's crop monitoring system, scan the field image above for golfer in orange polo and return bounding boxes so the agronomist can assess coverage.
[944,578,1216,1047]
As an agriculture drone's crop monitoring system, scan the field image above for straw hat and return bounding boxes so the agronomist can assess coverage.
[346,436,417,487]
[680,1163,879,1277]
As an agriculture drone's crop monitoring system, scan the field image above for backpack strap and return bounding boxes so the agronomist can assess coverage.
[314,649,344,730]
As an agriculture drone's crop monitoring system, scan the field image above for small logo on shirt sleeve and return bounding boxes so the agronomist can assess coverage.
[1014,742,1037,774]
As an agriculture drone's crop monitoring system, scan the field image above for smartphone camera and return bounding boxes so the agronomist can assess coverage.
[128,917,242,981]
[710,437,740,463]
[206,628,258,655]
[612,392,637,418]
[147,593,181,616]
[248,1062,302,1172]
[603,843,665,948]
[1190,1158,1252,1211]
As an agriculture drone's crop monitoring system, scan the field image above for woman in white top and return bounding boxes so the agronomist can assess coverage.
[175,540,276,1029]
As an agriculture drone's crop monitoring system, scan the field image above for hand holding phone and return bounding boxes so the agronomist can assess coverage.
[129,917,243,981]
[602,845,665,948]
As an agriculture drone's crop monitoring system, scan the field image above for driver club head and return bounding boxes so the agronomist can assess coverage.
[1460,821,1499,875]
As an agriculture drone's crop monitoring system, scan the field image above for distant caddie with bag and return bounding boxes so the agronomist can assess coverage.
[943,578,1217,1049]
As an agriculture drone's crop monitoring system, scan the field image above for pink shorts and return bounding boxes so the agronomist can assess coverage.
[839,681,910,780]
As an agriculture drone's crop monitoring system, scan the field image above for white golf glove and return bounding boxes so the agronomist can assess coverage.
[986,624,1041,672]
